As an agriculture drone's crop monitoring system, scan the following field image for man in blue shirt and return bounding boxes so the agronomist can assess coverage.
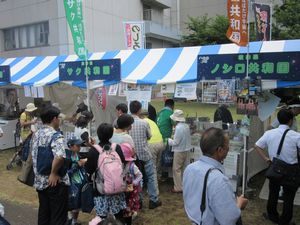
[183,128,248,225]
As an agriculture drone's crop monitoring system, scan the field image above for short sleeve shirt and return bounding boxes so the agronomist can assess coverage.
[31,125,69,190]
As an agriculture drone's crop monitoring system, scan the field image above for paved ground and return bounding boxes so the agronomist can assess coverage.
[1,200,37,225]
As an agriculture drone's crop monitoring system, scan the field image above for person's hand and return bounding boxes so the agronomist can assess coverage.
[78,158,87,167]
[236,195,248,210]
[32,118,37,124]
[90,138,95,145]
[48,173,60,187]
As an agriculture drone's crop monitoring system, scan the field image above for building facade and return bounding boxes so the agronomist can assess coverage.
[0,0,181,58]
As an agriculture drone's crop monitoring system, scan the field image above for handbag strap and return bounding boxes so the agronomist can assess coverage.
[200,167,222,225]
[276,129,290,157]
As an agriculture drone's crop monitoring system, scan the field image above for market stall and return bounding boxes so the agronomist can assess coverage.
[0,40,298,182]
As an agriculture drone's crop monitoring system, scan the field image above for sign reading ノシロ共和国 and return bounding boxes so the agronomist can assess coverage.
[197,52,300,81]
[0,66,11,83]
[59,59,121,81]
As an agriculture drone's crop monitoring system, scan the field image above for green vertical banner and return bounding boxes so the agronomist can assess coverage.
[64,0,88,60]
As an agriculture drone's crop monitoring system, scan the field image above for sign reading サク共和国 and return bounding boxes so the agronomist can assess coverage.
[197,52,300,81]
[0,66,10,83]
[59,59,121,81]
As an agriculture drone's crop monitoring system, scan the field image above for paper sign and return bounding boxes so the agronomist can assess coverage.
[108,84,118,96]
[161,84,175,94]
[174,83,197,100]
[258,92,280,121]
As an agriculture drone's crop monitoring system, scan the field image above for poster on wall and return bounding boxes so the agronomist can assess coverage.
[108,84,118,96]
[237,96,258,115]
[161,84,175,94]
[174,83,197,100]
[202,81,218,103]
[118,82,127,97]
[126,85,152,110]
[0,88,18,117]
[217,80,235,103]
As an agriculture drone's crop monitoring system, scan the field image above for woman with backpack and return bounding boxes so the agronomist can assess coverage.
[85,123,127,223]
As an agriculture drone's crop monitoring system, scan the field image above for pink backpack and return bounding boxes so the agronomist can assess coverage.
[93,144,126,195]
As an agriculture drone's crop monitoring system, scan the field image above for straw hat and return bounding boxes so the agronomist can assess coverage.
[25,103,37,112]
[170,109,185,122]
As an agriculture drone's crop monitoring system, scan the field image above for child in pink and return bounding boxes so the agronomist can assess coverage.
[120,143,143,225]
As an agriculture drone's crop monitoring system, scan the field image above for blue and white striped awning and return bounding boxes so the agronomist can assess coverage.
[0,39,299,88]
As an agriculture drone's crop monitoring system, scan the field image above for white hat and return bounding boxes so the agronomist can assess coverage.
[25,103,37,112]
[170,109,185,122]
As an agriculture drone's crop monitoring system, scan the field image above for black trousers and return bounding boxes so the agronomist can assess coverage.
[267,178,298,225]
[37,184,68,225]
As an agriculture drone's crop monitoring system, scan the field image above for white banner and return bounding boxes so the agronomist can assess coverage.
[123,21,145,50]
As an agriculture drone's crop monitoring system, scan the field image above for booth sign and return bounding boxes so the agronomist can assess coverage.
[0,66,10,83]
[198,52,300,81]
[59,59,121,81]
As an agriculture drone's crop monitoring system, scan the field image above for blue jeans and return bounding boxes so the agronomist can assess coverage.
[143,159,158,202]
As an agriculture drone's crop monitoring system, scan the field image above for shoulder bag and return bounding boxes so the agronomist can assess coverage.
[265,129,300,187]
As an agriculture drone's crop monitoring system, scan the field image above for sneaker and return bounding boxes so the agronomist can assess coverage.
[149,200,162,209]
[132,211,138,220]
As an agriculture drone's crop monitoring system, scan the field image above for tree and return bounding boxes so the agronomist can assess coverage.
[181,15,230,46]
[272,0,300,40]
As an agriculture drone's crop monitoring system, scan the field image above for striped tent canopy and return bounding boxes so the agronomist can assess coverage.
[0,39,299,88]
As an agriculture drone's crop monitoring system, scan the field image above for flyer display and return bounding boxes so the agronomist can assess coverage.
[174,83,197,100]
[202,81,218,103]
[126,85,152,110]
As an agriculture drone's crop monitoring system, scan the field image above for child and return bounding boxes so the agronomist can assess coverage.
[120,143,143,225]
[67,137,87,225]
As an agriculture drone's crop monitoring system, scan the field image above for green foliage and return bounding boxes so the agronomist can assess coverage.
[181,15,231,46]
[181,15,256,46]
[272,0,300,40]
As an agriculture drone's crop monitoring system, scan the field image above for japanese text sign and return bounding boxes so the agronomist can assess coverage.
[226,0,248,46]
[252,3,271,41]
[64,0,88,60]
[123,21,145,50]
[59,59,121,81]
[0,66,10,83]
[198,52,300,81]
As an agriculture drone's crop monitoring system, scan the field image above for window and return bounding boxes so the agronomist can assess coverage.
[3,22,49,50]
[143,5,152,21]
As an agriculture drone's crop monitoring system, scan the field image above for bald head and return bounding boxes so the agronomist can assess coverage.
[200,127,226,156]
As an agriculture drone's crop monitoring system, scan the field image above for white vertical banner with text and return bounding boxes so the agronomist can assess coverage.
[123,21,145,50]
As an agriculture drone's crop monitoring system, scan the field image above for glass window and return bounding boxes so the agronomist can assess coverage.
[3,21,49,50]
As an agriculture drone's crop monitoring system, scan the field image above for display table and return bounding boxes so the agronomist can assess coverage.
[0,118,19,150]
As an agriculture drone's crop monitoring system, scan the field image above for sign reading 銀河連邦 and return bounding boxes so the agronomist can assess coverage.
[0,66,11,83]
[64,0,87,60]
[59,59,121,81]
[198,52,300,81]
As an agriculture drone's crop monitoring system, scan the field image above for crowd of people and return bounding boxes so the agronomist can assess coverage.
[1,99,300,225]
